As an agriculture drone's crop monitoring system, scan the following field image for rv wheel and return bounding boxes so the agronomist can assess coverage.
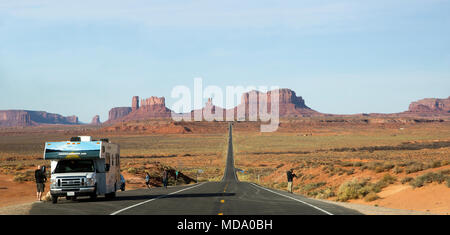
[51,195,58,204]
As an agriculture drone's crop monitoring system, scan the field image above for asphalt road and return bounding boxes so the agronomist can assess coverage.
[30,123,361,215]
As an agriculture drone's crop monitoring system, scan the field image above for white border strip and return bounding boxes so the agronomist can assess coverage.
[250,183,333,215]
[110,182,205,215]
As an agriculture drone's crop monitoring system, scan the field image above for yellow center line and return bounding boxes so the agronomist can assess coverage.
[223,183,229,192]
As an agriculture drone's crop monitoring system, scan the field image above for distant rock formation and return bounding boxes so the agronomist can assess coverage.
[108,107,132,123]
[232,88,320,119]
[0,110,79,127]
[123,96,172,120]
[132,96,140,111]
[105,96,172,123]
[186,88,320,121]
[91,115,101,125]
[141,96,166,106]
[408,97,450,114]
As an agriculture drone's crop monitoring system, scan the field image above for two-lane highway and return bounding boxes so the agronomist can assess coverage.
[30,123,361,215]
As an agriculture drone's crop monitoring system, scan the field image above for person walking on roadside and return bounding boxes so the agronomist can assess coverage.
[145,172,151,189]
[162,169,169,189]
[34,165,47,201]
[286,168,297,193]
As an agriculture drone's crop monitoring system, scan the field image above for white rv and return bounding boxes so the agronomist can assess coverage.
[44,136,120,204]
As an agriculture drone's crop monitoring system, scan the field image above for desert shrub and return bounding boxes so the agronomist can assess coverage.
[365,162,381,171]
[364,192,380,202]
[381,173,397,184]
[315,187,335,199]
[337,179,368,202]
[405,163,424,174]
[337,175,395,202]
[13,174,27,182]
[357,184,376,196]
[15,164,24,171]
[396,161,412,167]
[401,177,413,184]
[374,166,385,173]
[410,172,448,188]
[275,164,284,169]
[302,174,317,180]
[382,162,395,171]
[346,168,355,175]
[278,182,288,189]
[13,170,34,182]
[339,162,354,167]
[392,166,403,174]
[127,167,137,174]
[301,182,326,193]
[429,161,441,169]
[410,178,424,188]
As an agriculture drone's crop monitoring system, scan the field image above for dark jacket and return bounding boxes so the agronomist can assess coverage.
[286,171,296,182]
[35,169,47,183]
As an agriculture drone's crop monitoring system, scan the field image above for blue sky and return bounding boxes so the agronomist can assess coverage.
[0,0,449,122]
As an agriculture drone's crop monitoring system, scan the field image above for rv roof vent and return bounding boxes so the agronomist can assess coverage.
[79,136,92,142]
[70,137,81,142]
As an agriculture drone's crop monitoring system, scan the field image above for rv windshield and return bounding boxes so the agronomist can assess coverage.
[54,160,95,173]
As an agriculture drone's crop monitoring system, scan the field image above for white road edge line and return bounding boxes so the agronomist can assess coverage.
[250,183,334,215]
[110,182,206,215]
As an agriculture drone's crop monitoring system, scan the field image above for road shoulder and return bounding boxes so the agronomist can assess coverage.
[0,202,33,215]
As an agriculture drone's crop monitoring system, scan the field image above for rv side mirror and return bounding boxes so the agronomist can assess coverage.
[105,164,110,172]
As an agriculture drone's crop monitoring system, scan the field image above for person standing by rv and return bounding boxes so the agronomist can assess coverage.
[145,172,151,189]
[34,165,47,201]
[286,169,297,193]
[162,169,168,189]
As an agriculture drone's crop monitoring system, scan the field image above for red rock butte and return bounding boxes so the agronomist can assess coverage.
[408,97,450,114]
[0,110,79,127]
